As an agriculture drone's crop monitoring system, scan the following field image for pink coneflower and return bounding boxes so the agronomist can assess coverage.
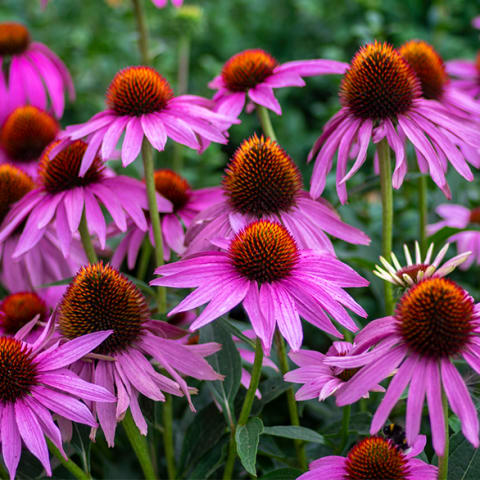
[209,48,348,117]
[61,66,236,175]
[185,134,369,256]
[0,105,59,178]
[0,139,171,258]
[152,220,368,353]
[0,164,84,294]
[309,41,480,203]
[373,241,470,287]
[0,22,74,118]
[112,169,222,267]
[298,435,437,480]
[285,341,383,402]
[446,52,480,99]
[57,262,222,445]
[0,315,115,479]
[326,277,480,455]
[428,204,480,270]
[399,40,480,124]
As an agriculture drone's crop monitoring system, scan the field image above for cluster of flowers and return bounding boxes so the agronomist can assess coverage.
[1,3,480,478]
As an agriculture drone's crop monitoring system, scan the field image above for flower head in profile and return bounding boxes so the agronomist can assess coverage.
[446,48,480,100]
[0,22,74,118]
[58,262,222,446]
[209,48,348,117]
[0,105,59,178]
[428,204,480,270]
[309,41,480,203]
[0,164,84,294]
[61,66,237,174]
[374,241,470,287]
[186,134,369,256]
[0,314,114,479]
[112,168,223,268]
[152,219,368,353]
[285,341,383,402]
[0,139,170,258]
[298,435,437,480]
[326,277,480,455]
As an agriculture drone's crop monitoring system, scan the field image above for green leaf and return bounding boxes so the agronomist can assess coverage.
[124,274,156,297]
[448,431,480,479]
[36,276,73,288]
[252,377,291,416]
[236,417,264,476]
[200,322,242,425]
[427,226,480,247]
[187,437,229,480]
[218,317,256,348]
[260,468,303,480]
[262,426,324,444]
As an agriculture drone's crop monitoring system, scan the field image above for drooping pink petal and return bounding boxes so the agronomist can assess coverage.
[122,117,144,166]
[141,114,167,151]
[1,403,21,480]
[406,360,427,445]
[248,84,282,115]
[425,360,445,455]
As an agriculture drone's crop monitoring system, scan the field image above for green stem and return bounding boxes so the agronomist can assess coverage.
[142,140,167,312]
[79,209,98,264]
[163,395,176,480]
[418,173,428,256]
[47,439,91,480]
[122,410,157,480]
[438,391,450,480]
[131,0,150,65]
[378,138,394,316]
[275,331,307,471]
[256,104,277,141]
[137,237,153,281]
[223,337,264,480]
[339,405,351,453]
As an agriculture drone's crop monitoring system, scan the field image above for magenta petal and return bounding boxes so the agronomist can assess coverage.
[92,183,127,231]
[101,116,129,160]
[162,214,185,254]
[406,360,427,445]
[64,188,85,233]
[276,59,349,76]
[425,360,445,455]
[215,92,246,117]
[95,361,117,447]
[84,189,107,249]
[248,84,281,115]
[1,403,21,480]
[122,117,144,166]
[141,114,167,151]
[15,400,51,475]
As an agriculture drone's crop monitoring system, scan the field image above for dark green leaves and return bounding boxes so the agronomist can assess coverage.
[262,426,324,444]
[236,417,264,476]
[448,432,480,480]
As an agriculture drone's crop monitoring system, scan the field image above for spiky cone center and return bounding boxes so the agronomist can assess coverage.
[0,164,35,224]
[399,40,448,100]
[396,277,474,358]
[106,66,174,116]
[221,49,278,92]
[38,140,105,194]
[153,169,191,212]
[0,23,30,56]
[229,220,299,283]
[58,263,150,355]
[396,263,429,283]
[0,106,59,163]
[469,207,480,224]
[0,337,37,403]
[340,41,420,120]
[336,366,360,382]
[345,436,409,479]
[223,134,302,216]
[0,292,47,335]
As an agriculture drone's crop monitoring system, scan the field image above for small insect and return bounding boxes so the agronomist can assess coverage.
[383,423,409,451]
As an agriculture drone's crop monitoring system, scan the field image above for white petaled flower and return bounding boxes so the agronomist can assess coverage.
[374,242,470,288]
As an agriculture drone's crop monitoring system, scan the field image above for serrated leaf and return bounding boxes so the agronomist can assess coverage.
[262,426,324,444]
[260,468,303,480]
[236,417,264,476]
[200,322,242,425]
[448,431,480,479]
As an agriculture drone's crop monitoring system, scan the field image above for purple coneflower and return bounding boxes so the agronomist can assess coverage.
[61,66,236,175]
[209,48,348,117]
[0,164,84,294]
[309,41,480,203]
[326,277,480,455]
[428,204,480,270]
[185,134,369,256]
[57,262,222,445]
[152,219,368,353]
[0,105,59,178]
[446,52,480,99]
[0,139,171,258]
[374,241,470,287]
[112,168,223,267]
[285,341,383,402]
[298,435,437,480]
[0,22,74,118]
[0,315,114,479]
